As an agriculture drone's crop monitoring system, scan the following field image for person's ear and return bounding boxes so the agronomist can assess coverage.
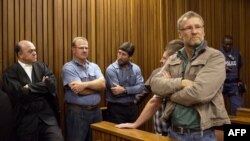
[178,30,183,39]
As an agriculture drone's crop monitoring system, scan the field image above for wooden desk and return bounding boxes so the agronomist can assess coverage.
[91,121,175,141]
[229,115,250,125]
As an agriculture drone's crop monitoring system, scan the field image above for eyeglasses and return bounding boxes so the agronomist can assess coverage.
[74,46,88,50]
[180,25,204,33]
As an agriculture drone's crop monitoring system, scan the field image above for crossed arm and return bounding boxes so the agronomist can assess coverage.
[115,71,193,129]
[69,77,106,95]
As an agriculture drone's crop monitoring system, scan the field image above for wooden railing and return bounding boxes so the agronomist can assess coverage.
[229,108,250,125]
[91,121,175,141]
[236,108,250,117]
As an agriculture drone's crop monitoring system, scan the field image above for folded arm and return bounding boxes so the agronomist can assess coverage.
[150,64,183,97]
[170,52,226,106]
[69,77,106,95]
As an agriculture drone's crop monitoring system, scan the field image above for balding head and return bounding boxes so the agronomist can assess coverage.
[15,40,37,64]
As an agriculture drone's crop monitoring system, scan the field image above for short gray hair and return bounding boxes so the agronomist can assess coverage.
[177,11,204,30]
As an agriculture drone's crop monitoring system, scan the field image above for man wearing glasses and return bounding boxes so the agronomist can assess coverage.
[62,37,105,141]
[150,11,230,141]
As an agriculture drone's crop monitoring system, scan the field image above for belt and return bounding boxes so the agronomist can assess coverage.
[67,103,99,111]
[108,102,135,106]
[225,78,238,83]
[171,125,202,134]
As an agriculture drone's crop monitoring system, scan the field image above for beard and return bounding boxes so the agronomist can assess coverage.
[188,37,203,48]
[118,59,129,66]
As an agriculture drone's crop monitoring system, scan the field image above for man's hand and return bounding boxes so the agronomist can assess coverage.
[115,123,137,129]
[111,84,126,95]
[23,84,29,89]
[43,76,53,86]
[161,71,171,79]
[70,81,87,94]
[42,76,49,82]
[181,79,193,88]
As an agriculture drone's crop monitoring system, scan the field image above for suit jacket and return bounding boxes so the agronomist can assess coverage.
[0,89,13,141]
[2,62,59,135]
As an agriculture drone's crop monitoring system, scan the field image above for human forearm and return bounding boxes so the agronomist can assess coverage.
[134,97,162,127]
[84,77,105,91]
[125,84,144,95]
[116,97,162,129]
[150,75,182,96]
[78,88,97,95]
[171,53,226,106]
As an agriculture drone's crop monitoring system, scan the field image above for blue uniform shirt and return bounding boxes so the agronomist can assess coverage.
[105,60,144,104]
[219,48,242,94]
[62,59,104,105]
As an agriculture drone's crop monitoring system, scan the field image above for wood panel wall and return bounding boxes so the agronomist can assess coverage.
[1,0,250,134]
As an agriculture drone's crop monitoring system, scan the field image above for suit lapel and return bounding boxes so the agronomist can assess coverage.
[32,63,42,82]
[16,63,32,83]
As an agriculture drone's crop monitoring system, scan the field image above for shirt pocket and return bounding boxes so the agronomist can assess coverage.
[128,74,137,85]
[79,72,96,81]
[189,60,206,79]
[168,61,182,78]
[79,72,88,81]
[88,72,97,81]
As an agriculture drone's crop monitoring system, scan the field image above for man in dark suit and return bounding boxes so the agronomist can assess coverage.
[0,89,13,141]
[2,40,64,141]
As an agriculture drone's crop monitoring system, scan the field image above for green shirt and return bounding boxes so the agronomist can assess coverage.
[171,41,206,129]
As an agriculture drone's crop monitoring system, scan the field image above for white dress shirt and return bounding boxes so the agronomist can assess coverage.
[18,60,33,82]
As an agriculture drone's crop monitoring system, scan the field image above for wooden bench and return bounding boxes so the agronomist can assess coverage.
[229,116,250,125]
[236,108,250,117]
[229,107,250,125]
[91,121,175,141]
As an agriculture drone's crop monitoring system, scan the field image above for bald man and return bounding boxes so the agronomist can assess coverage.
[2,40,63,141]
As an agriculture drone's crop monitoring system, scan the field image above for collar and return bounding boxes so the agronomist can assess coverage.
[177,40,207,60]
[18,60,32,68]
[72,58,90,69]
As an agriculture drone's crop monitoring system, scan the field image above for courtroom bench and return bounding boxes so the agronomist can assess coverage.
[236,108,250,117]
[229,107,250,125]
[229,116,250,125]
[91,121,175,141]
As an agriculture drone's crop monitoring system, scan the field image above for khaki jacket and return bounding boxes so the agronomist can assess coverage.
[150,46,231,130]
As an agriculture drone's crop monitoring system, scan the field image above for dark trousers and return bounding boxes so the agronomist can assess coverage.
[0,90,13,141]
[106,102,138,124]
[17,119,64,141]
[66,106,102,141]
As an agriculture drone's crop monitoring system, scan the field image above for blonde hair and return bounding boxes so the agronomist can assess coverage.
[71,37,88,47]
